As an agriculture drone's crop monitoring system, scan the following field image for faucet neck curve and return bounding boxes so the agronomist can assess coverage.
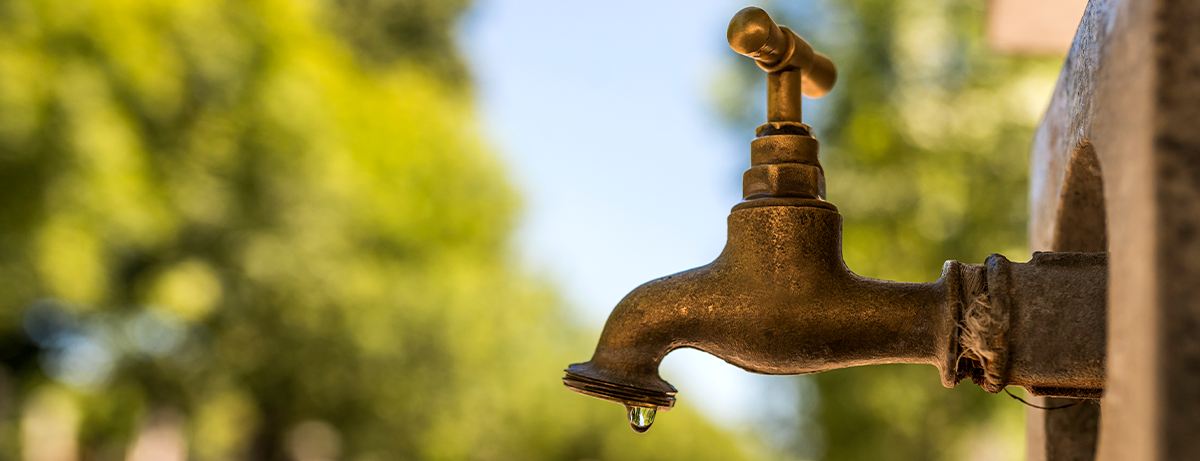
[564,205,967,411]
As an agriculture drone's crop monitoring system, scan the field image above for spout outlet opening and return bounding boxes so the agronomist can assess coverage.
[562,368,675,412]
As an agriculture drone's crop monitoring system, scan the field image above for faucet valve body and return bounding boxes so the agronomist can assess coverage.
[726,6,838,212]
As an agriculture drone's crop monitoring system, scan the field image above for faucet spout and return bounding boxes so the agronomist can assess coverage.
[564,205,967,412]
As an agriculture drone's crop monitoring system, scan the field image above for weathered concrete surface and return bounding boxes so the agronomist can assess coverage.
[1154,0,1200,457]
[1029,0,1200,459]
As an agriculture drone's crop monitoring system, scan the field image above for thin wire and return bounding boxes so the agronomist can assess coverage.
[1003,388,1088,410]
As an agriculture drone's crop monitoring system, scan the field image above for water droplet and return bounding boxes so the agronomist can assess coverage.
[626,405,656,433]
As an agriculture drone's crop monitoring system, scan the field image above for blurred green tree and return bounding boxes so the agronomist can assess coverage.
[713,0,1063,460]
[0,0,779,460]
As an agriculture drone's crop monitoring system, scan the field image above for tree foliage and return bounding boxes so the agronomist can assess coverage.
[0,0,777,459]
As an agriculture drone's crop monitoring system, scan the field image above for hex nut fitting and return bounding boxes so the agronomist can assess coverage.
[742,163,825,200]
[751,134,820,166]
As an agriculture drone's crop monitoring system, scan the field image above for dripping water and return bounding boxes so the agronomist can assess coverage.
[625,405,656,433]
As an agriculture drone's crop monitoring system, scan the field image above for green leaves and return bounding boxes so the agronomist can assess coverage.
[0,1,774,460]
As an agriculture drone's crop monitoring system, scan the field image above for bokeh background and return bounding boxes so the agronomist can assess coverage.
[0,0,1078,460]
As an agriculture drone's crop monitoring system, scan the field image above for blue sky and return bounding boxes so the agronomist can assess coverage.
[460,0,806,432]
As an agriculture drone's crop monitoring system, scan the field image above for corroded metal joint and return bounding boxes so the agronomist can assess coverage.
[952,252,1108,398]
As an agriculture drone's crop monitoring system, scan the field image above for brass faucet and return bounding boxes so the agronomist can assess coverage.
[563,7,1107,433]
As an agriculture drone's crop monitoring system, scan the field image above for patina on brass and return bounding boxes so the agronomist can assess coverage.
[563,6,1108,432]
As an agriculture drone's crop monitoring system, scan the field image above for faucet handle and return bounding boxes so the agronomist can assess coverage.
[727,7,837,98]
[727,7,795,65]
